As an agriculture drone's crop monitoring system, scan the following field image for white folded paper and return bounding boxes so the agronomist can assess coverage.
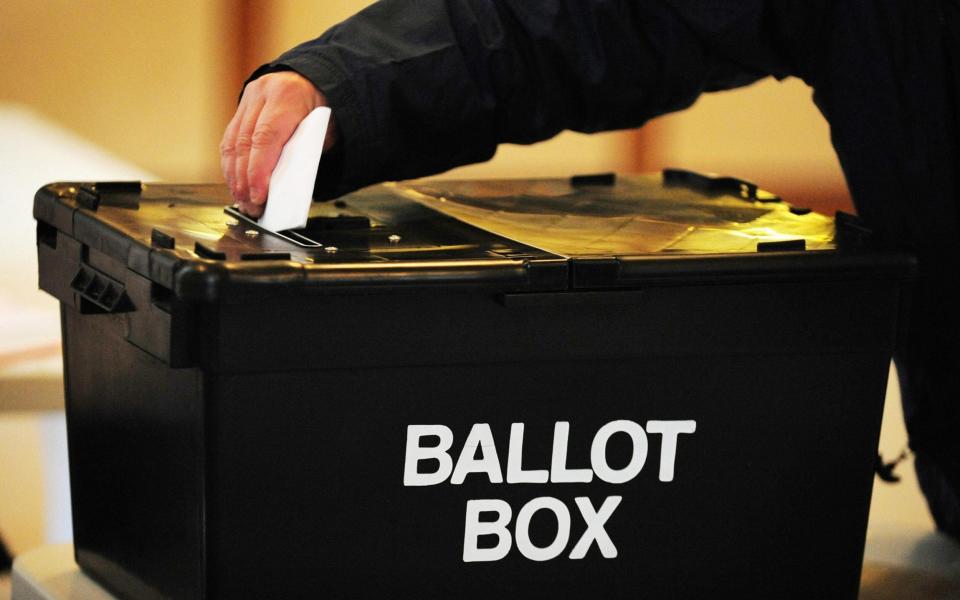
[258,106,332,232]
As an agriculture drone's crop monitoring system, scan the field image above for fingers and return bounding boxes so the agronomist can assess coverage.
[246,102,310,209]
[219,103,246,196]
[241,196,264,219]
[220,71,331,218]
[233,95,266,213]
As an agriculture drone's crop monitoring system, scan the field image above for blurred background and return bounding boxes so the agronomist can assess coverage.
[9,1,953,597]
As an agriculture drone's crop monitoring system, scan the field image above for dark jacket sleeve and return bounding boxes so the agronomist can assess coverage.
[249,0,796,199]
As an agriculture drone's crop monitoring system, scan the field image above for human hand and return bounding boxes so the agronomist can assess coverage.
[220,71,337,218]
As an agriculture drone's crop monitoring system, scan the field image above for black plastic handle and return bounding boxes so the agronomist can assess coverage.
[70,264,131,313]
[663,168,780,203]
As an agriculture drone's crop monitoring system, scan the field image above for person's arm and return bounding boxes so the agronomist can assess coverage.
[221,0,798,212]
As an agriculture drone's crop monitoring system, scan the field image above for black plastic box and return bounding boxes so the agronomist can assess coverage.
[35,172,913,599]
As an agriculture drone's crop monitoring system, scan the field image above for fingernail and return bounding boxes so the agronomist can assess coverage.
[250,189,265,205]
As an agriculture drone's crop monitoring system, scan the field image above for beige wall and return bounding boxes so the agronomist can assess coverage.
[0,0,235,181]
[652,77,851,213]
[256,1,378,60]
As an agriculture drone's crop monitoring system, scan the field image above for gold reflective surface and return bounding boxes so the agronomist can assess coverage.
[396,174,836,256]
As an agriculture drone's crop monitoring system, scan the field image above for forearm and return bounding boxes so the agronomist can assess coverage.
[256,0,783,198]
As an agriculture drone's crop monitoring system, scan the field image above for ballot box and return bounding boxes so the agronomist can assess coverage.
[34,171,913,599]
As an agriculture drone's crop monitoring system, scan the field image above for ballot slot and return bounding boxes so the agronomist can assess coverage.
[225,205,324,248]
[224,204,379,250]
[222,202,540,261]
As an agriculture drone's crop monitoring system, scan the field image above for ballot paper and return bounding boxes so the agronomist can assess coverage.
[258,106,332,232]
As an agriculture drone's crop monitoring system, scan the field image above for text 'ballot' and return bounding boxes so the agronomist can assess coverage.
[402,419,697,562]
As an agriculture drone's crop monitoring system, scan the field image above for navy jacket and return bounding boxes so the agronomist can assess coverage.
[249,1,958,250]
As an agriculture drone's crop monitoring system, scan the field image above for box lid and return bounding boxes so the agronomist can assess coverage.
[33,171,914,303]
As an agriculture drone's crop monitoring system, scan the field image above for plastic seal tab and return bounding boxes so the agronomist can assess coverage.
[663,168,781,203]
[571,173,616,187]
[757,239,806,253]
[151,229,175,249]
[77,185,100,210]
